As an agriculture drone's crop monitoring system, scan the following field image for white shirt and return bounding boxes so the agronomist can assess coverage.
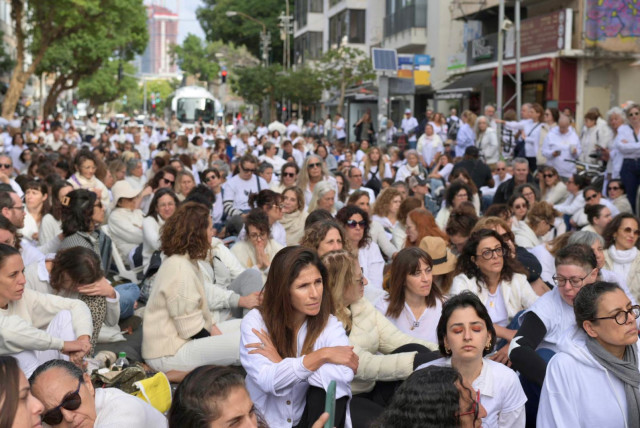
[374,295,442,343]
[417,357,526,428]
[486,284,509,327]
[335,118,346,139]
[401,116,419,142]
[240,309,353,428]
[94,387,168,427]
[359,242,385,302]
[518,287,575,353]
[222,174,268,212]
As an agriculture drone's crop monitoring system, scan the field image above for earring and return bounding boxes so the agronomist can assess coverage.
[445,345,451,355]
[485,342,492,351]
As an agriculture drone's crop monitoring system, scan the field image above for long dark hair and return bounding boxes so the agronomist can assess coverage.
[386,247,443,318]
[0,356,21,428]
[146,188,179,222]
[454,229,524,292]
[61,189,96,236]
[259,246,333,358]
[23,180,51,218]
[374,366,471,428]
[49,247,104,292]
[336,205,371,249]
[168,365,267,428]
[602,213,640,249]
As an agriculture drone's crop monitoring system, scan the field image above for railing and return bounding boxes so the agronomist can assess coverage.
[383,2,427,39]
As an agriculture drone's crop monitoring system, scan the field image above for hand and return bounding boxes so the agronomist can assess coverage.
[246,328,283,363]
[62,337,91,364]
[488,345,511,367]
[77,277,116,299]
[311,412,330,428]
[210,325,223,336]
[31,232,39,241]
[238,291,262,309]
[140,185,153,198]
[0,171,10,184]
[601,147,610,161]
[323,346,359,374]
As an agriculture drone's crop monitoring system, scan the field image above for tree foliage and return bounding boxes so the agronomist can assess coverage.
[77,61,138,108]
[316,47,375,114]
[196,0,285,64]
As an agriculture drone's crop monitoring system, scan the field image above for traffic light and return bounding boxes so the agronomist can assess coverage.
[156,92,161,103]
[151,93,156,110]
[122,95,127,106]
[221,69,227,84]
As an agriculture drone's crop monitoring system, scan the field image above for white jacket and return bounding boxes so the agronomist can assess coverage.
[538,327,640,428]
[512,220,542,249]
[107,208,144,264]
[542,181,569,205]
[477,127,500,164]
[541,127,581,178]
[450,273,538,323]
[347,298,437,394]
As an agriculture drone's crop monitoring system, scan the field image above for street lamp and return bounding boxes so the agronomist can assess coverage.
[226,10,270,66]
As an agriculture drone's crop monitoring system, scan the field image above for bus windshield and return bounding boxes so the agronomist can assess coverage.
[177,98,215,123]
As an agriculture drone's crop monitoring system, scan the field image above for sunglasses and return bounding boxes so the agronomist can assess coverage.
[308,162,322,169]
[0,163,11,169]
[543,174,555,178]
[495,168,505,171]
[620,227,640,236]
[242,167,256,174]
[346,219,367,229]
[585,194,598,201]
[205,175,217,182]
[608,186,620,191]
[162,177,175,186]
[514,204,526,209]
[629,111,640,117]
[283,172,296,178]
[42,378,83,425]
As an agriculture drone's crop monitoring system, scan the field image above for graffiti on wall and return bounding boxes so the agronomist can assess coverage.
[586,0,640,51]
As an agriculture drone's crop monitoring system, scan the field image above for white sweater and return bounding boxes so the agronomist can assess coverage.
[0,288,92,354]
[94,387,168,427]
[108,208,144,263]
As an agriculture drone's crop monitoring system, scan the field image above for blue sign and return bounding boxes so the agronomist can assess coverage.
[414,55,431,66]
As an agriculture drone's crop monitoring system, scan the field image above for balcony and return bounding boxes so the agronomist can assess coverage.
[383,2,427,39]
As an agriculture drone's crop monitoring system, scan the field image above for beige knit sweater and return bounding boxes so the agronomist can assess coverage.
[141,254,213,360]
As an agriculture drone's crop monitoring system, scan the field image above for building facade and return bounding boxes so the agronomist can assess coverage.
[139,5,179,77]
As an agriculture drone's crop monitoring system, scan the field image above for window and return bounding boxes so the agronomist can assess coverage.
[329,9,366,47]
[310,0,323,13]
[295,0,308,28]
[349,10,365,44]
[294,31,323,64]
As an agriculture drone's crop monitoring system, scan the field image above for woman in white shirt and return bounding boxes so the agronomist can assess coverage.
[174,170,196,202]
[141,188,178,273]
[240,246,356,428]
[603,213,640,303]
[539,166,569,205]
[375,247,444,343]
[107,180,145,267]
[538,282,640,427]
[202,168,225,230]
[360,146,392,186]
[20,180,50,244]
[394,150,426,183]
[280,186,308,246]
[371,187,402,240]
[435,181,474,230]
[39,181,73,247]
[419,124,444,170]
[247,190,286,247]
[512,201,558,249]
[475,116,500,166]
[416,291,527,428]
[451,229,538,363]
[307,180,337,215]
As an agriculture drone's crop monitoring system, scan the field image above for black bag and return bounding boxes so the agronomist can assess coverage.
[364,167,382,195]
[138,251,162,304]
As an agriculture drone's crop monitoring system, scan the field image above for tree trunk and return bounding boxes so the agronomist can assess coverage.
[42,75,66,118]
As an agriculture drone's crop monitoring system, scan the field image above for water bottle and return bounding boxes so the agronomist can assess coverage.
[113,352,129,371]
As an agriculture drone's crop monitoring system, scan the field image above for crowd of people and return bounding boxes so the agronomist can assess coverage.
[2,102,640,428]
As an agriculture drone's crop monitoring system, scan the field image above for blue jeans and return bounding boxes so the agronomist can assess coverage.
[114,283,140,320]
[521,348,556,428]
[621,158,640,213]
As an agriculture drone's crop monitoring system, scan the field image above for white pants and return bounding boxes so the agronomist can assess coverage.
[13,310,76,377]
[146,318,242,372]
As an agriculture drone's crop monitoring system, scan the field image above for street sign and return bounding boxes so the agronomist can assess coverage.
[397,55,413,79]
[372,48,398,71]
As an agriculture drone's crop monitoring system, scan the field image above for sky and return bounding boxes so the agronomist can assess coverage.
[147,0,206,43]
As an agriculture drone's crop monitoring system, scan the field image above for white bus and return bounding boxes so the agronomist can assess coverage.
[171,86,223,124]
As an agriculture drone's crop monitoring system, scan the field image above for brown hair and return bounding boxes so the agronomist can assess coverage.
[321,249,358,332]
[300,220,351,254]
[161,202,211,259]
[260,246,333,358]
[526,201,559,229]
[386,247,443,318]
[398,196,423,225]
[0,356,20,427]
[49,247,104,292]
[372,187,402,217]
[282,186,305,212]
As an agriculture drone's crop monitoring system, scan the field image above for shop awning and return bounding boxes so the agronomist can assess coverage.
[492,58,554,99]
[435,70,494,99]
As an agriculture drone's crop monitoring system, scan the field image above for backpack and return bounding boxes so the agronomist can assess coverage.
[364,166,382,196]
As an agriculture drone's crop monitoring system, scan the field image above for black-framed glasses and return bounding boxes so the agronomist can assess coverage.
[476,247,506,260]
[608,186,620,191]
[591,305,640,325]
[42,377,83,425]
[283,172,296,178]
[543,173,555,178]
[9,205,25,211]
[458,389,481,421]
[205,175,217,182]
[552,268,596,288]
[242,165,256,174]
[0,163,12,169]
[161,177,175,186]
[585,193,598,201]
[345,219,367,229]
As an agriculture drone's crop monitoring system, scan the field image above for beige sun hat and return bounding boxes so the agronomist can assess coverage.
[419,236,457,275]
[111,180,139,209]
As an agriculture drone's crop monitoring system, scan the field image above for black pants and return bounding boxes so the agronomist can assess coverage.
[526,156,537,173]
[294,386,349,428]
[350,344,440,427]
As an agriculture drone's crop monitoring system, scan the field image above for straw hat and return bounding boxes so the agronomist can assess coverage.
[419,236,457,275]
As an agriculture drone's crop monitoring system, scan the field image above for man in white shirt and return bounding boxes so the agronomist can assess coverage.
[484,104,497,129]
[347,166,375,202]
[0,155,24,197]
[480,160,512,198]
[44,125,65,151]
[222,154,268,217]
[401,108,419,148]
[334,113,346,145]
[30,359,167,428]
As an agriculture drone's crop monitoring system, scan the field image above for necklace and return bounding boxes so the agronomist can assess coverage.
[404,305,425,330]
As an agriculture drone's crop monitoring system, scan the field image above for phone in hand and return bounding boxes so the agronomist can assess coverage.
[324,380,336,428]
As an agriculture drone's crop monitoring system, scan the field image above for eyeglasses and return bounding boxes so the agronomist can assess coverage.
[495,168,505,171]
[620,227,640,236]
[283,172,296,178]
[242,167,256,174]
[308,162,322,169]
[455,193,468,198]
[629,111,640,117]
[0,163,12,169]
[608,186,620,191]
[585,194,598,201]
[248,232,267,240]
[42,378,83,425]
[205,175,217,182]
[268,204,284,210]
[458,389,481,421]
[552,269,596,288]
[513,204,527,210]
[543,174,555,178]
[161,177,175,186]
[345,219,367,229]
[591,305,640,325]
[8,205,25,211]
[476,247,506,260]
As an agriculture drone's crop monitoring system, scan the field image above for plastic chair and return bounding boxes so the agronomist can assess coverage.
[100,224,143,283]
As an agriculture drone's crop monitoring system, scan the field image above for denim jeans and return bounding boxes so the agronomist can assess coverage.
[114,283,140,320]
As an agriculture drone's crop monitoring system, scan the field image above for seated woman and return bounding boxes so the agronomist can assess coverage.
[539,166,568,205]
[538,281,640,427]
[375,365,487,428]
[451,229,538,364]
[418,236,457,296]
[20,180,50,244]
[141,188,178,273]
[348,191,398,259]
[391,196,424,251]
[582,204,612,235]
[321,249,438,426]
[603,213,640,303]
[509,194,529,229]
[371,188,402,240]
[107,180,145,267]
[307,180,337,215]
[445,202,479,256]
[436,180,474,230]
[417,292,526,428]
[39,180,73,246]
[0,244,92,377]
[280,186,308,245]
[67,149,110,210]
[231,209,285,284]
[512,201,559,249]
[0,356,44,426]
[301,220,350,257]
[142,202,242,372]
[175,169,196,201]
[375,247,444,342]
[405,207,448,248]
[240,246,356,428]
[244,190,286,247]
[124,158,147,192]
[336,205,385,302]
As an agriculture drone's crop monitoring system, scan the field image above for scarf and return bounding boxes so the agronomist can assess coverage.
[608,246,638,282]
[280,211,308,245]
[586,336,640,427]
[405,164,421,176]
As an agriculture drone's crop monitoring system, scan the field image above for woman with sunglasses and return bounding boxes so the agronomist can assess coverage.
[538,282,640,427]
[451,230,538,365]
[0,356,44,427]
[231,209,284,285]
[509,194,529,226]
[271,162,299,194]
[539,166,568,205]
[417,291,526,428]
[140,166,178,214]
[202,167,225,230]
[607,179,633,214]
[603,213,640,303]
[321,249,437,426]
[336,205,385,301]
[30,359,167,427]
[299,155,336,205]
[240,247,356,428]
[142,188,179,273]
[512,201,559,249]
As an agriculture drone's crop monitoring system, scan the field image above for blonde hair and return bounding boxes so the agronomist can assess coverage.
[321,249,359,332]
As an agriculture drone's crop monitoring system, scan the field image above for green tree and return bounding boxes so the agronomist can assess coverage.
[230,63,283,121]
[77,61,138,108]
[117,78,179,115]
[196,0,285,64]
[282,67,323,106]
[317,47,375,115]
[2,0,147,119]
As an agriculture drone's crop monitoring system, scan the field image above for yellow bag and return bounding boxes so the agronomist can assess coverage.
[131,372,172,414]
